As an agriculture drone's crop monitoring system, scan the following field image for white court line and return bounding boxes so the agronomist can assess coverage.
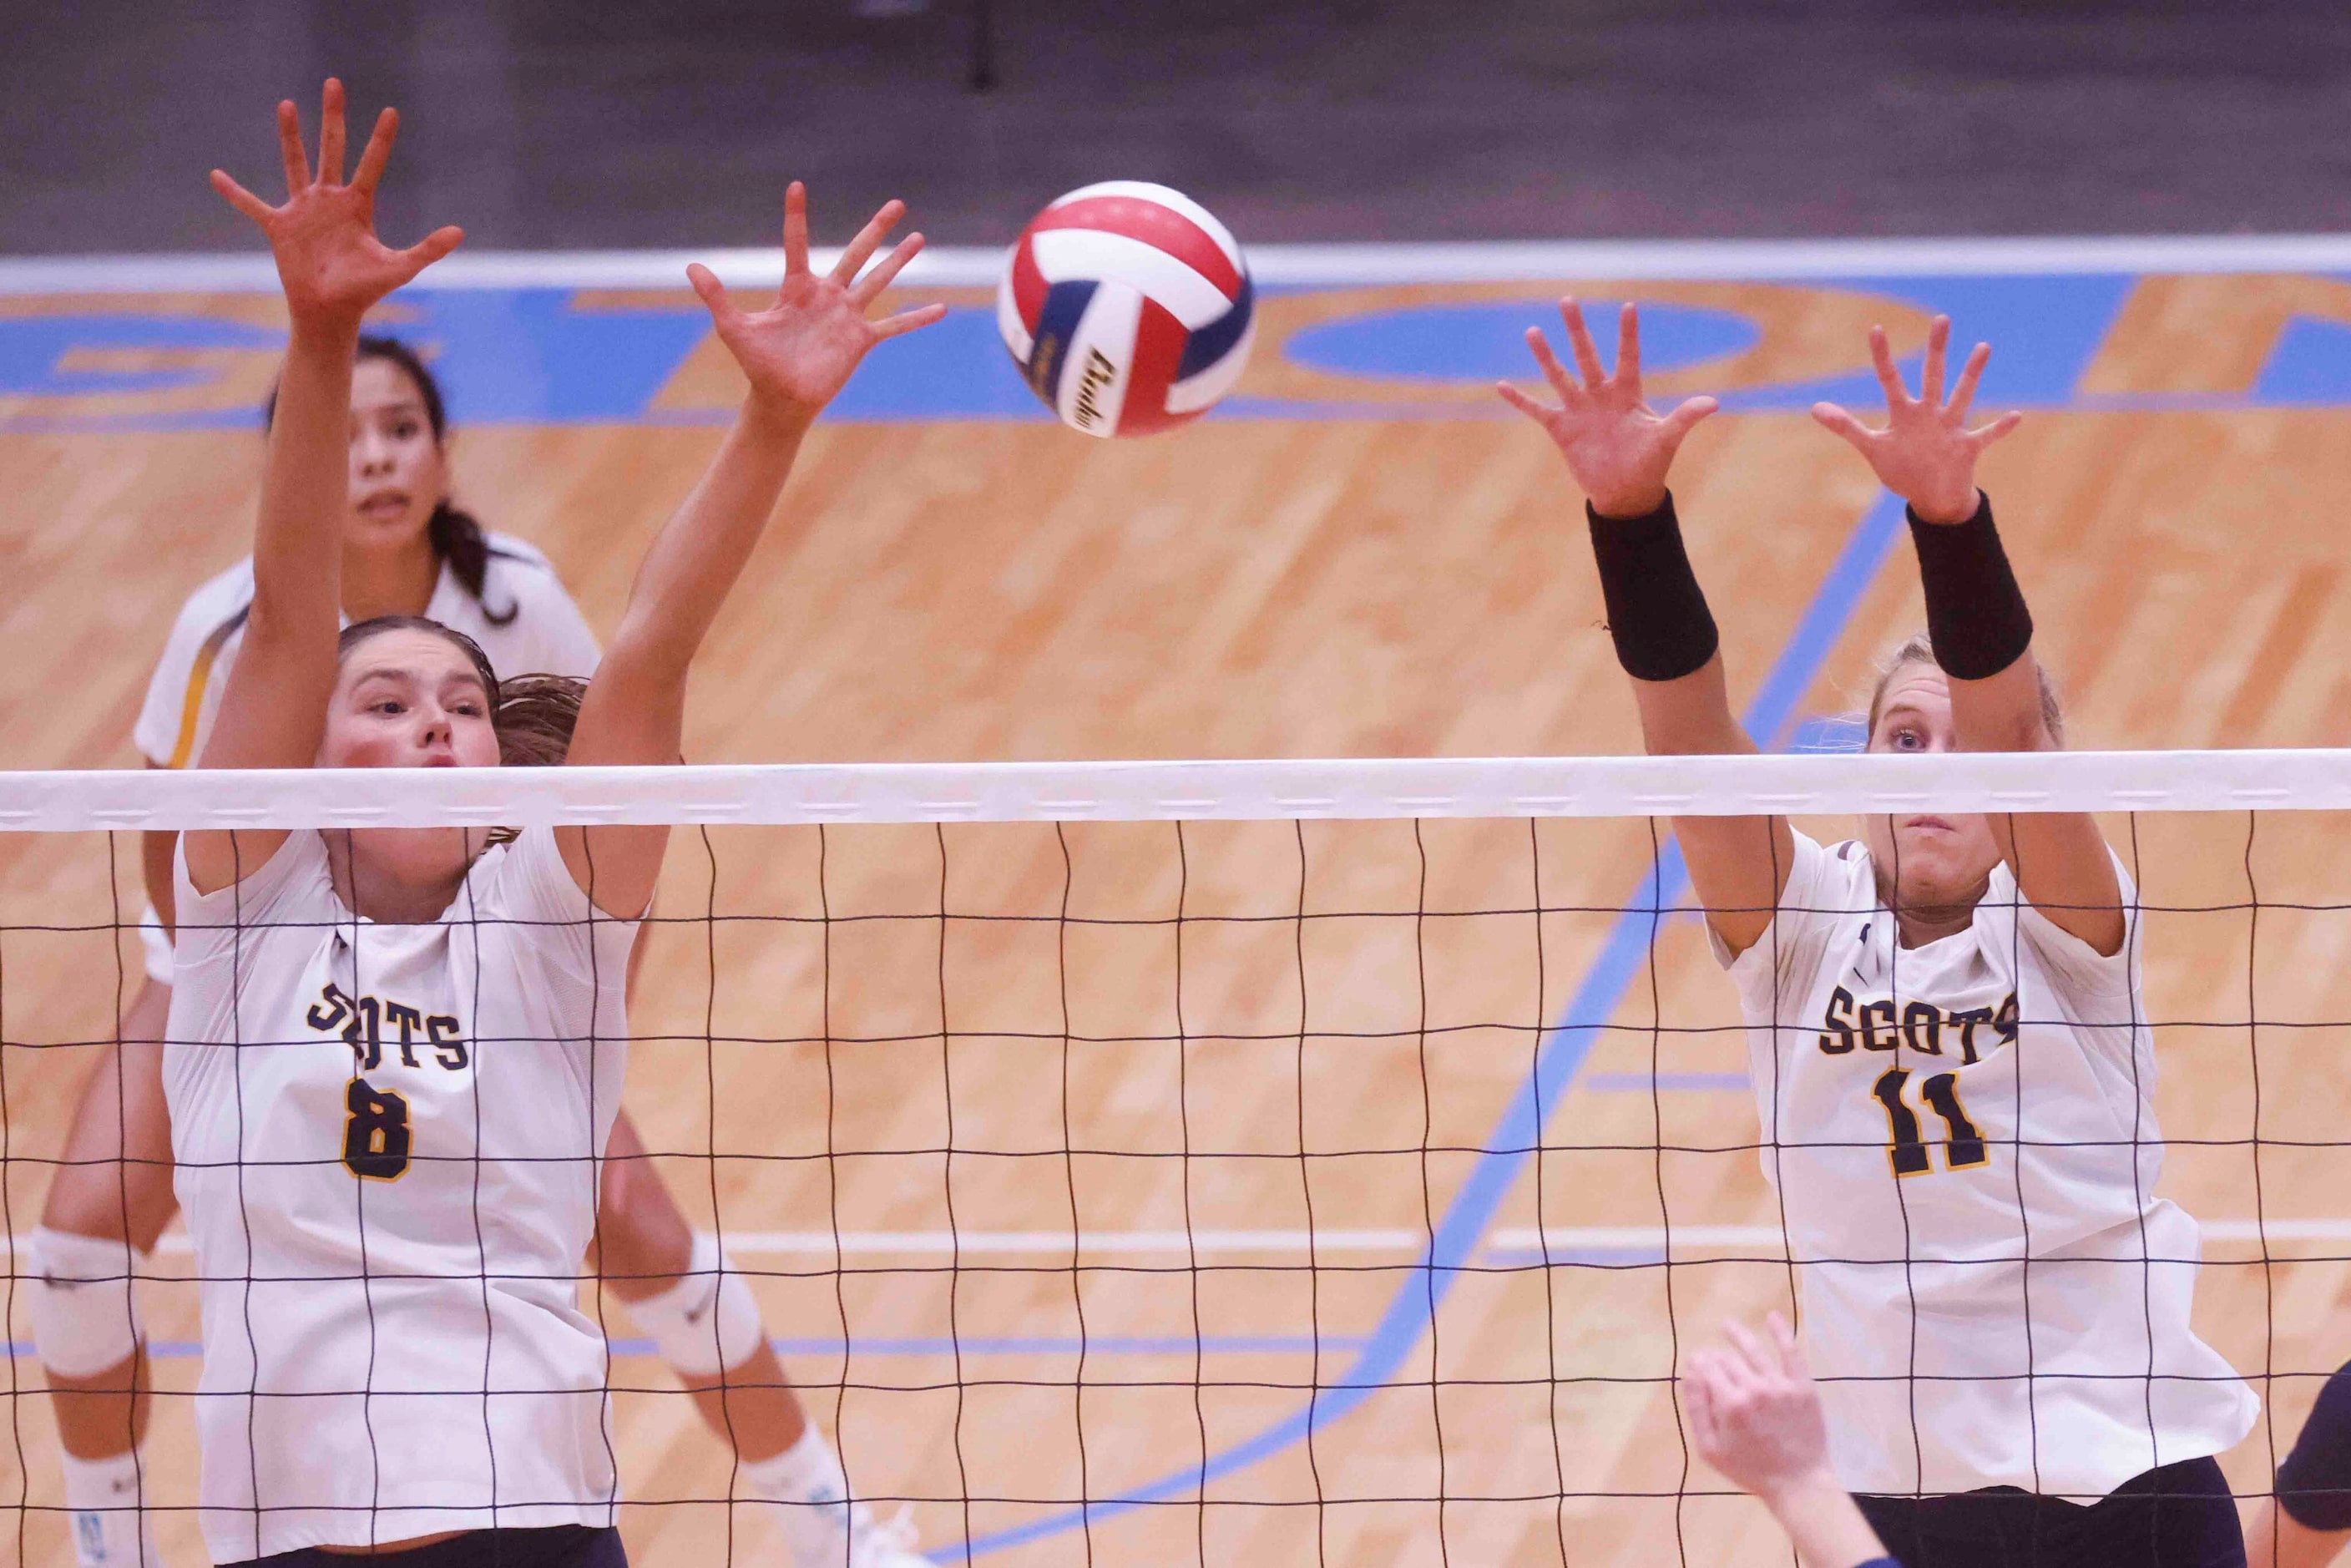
[7,234,2351,296]
[23,1218,2351,1260]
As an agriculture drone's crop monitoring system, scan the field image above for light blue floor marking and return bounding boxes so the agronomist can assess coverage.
[940,489,1909,1561]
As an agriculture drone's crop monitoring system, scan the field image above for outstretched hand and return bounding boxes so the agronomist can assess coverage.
[1497,299,1718,518]
[687,184,948,425]
[210,79,463,331]
[1685,1314,1833,1505]
[1813,316,2021,524]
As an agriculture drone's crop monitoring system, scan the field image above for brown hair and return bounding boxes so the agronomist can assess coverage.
[495,674,587,767]
[1867,629,2066,745]
[338,615,498,705]
[265,335,518,625]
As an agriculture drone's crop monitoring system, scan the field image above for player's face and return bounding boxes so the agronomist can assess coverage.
[1861,662,2003,913]
[346,357,447,551]
[321,627,501,771]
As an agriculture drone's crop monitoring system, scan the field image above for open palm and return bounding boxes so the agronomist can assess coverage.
[1813,316,2021,524]
[688,184,946,422]
[1499,298,1718,518]
[210,79,462,328]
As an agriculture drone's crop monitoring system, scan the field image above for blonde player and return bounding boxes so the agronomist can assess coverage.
[34,340,891,1565]
[129,80,939,1566]
[1501,305,2256,1565]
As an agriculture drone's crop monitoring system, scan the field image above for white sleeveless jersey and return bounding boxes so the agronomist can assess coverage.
[1716,830,2255,1500]
[134,533,599,770]
[165,827,636,1560]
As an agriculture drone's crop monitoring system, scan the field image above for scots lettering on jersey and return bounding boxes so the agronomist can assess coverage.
[1816,984,2018,1065]
[306,981,468,1071]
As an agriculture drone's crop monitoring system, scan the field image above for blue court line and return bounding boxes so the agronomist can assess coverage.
[939,488,1910,1561]
[3,1333,1363,1363]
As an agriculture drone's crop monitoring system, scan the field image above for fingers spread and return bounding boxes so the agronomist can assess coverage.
[872,301,949,340]
[1811,402,1871,448]
[1560,297,1608,390]
[781,181,811,280]
[1494,380,1553,422]
[685,261,733,319]
[1867,324,1908,407]
[351,107,401,196]
[850,230,924,306]
[1969,409,2025,448]
[1921,314,1949,408]
[318,78,348,186]
[833,198,908,288]
[1767,1312,1806,1378]
[1662,394,1718,441]
[1525,327,1577,404]
[394,225,465,279]
[1949,341,1992,422]
[210,169,275,224]
[1722,1318,1768,1373]
[276,99,311,195]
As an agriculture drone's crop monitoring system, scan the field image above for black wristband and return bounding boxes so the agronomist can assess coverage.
[1907,493,2033,680]
[1585,493,1721,682]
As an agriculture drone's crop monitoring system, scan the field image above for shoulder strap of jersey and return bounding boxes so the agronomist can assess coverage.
[164,604,251,768]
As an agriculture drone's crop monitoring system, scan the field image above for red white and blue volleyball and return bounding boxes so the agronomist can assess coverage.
[997,181,1256,438]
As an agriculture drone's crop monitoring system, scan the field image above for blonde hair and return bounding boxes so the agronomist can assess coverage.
[1866,630,2066,745]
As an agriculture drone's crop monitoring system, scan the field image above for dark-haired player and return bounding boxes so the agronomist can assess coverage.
[35,83,933,1568]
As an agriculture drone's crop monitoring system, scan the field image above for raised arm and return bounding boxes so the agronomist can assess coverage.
[1814,319,2123,954]
[183,82,462,895]
[1499,300,1791,954]
[555,185,944,918]
[1686,1316,1894,1568]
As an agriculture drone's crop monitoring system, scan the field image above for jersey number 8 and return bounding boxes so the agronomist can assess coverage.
[343,1078,412,1181]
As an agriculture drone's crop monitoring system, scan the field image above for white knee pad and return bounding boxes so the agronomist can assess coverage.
[620,1231,766,1378]
[27,1228,145,1378]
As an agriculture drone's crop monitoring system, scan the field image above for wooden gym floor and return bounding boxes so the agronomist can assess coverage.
[7,246,2351,1564]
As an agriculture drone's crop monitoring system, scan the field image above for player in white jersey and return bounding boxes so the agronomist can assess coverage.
[88,80,941,1565]
[33,331,917,1567]
[1502,304,2256,1565]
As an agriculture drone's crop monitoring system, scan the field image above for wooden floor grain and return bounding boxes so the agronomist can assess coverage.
[6,278,2351,1566]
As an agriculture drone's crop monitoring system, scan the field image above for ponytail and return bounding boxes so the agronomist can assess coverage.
[427,502,518,626]
[495,673,587,768]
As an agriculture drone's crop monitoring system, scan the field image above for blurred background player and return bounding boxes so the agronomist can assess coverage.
[1499,302,2257,1567]
[2247,1364,2351,1566]
[28,99,928,1568]
[1686,1313,1901,1568]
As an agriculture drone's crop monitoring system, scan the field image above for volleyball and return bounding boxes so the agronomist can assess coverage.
[996,180,1256,438]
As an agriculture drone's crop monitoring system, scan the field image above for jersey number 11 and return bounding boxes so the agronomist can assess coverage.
[1870,1066,1987,1176]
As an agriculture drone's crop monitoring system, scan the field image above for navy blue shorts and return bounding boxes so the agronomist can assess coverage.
[228,1525,626,1568]
[1855,1456,2243,1568]
[2278,1361,2351,1530]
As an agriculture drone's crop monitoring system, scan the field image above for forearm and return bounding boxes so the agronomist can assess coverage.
[249,321,357,645]
[1910,493,2048,751]
[1630,655,1753,759]
[605,398,810,695]
[1762,1472,1890,1568]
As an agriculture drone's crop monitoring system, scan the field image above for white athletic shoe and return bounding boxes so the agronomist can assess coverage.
[777,1494,930,1568]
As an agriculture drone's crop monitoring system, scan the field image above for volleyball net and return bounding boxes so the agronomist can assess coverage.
[4,751,2348,1565]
